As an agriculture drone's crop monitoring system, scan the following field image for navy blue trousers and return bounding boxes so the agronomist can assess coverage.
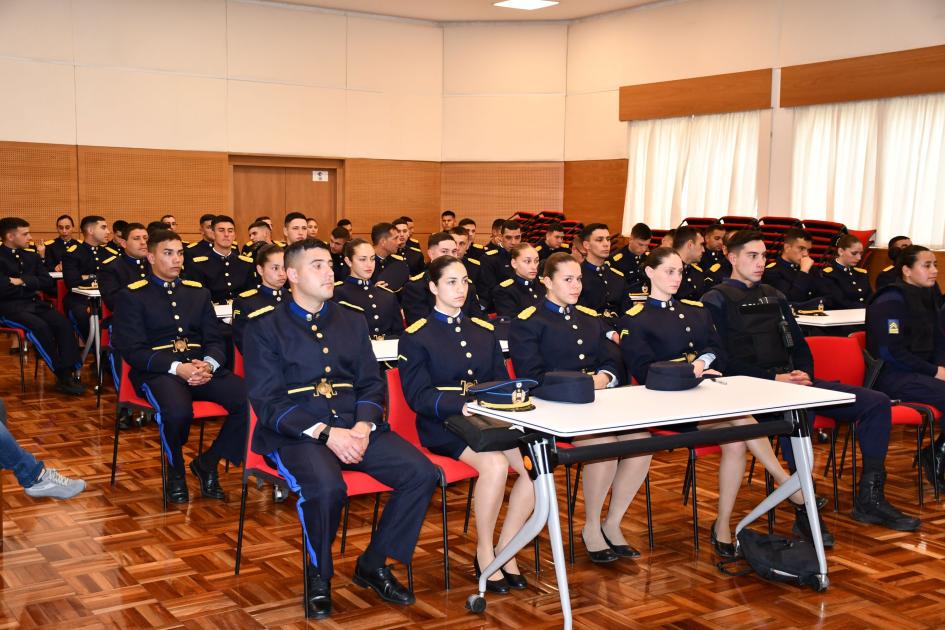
[0,303,80,373]
[876,370,945,430]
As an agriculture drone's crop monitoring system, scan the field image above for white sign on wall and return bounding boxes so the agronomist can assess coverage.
[312,170,329,182]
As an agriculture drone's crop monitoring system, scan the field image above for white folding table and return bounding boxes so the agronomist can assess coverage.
[467,376,855,629]
[71,286,103,390]
[213,303,233,324]
[796,308,865,328]
[370,338,509,362]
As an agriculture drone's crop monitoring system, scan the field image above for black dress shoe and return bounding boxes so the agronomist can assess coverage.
[55,377,86,396]
[473,556,510,593]
[792,502,835,548]
[601,530,641,558]
[352,562,415,605]
[189,459,225,500]
[165,475,189,504]
[304,567,332,619]
[499,567,527,590]
[710,520,738,559]
[581,531,618,564]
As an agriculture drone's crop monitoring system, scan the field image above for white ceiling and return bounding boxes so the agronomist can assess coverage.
[258,0,665,22]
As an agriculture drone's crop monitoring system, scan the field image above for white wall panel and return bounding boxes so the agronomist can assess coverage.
[347,16,442,94]
[564,90,626,160]
[346,91,441,160]
[0,59,76,144]
[0,0,73,62]
[443,94,565,161]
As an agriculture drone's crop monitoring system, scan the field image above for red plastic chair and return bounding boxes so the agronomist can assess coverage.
[0,326,29,392]
[233,345,245,378]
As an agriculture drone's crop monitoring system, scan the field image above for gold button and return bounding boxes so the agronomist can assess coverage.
[564,315,571,321]
[577,339,583,345]
[685,327,691,332]
[455,326,461,333]
[466,352,472,358]
[368,294,374,299]
[447,317,453,324]
[322,347,329,354]
[316,333,323,339]
[579,353,585,360]
[171,302,176,307]
[173,315,180,320]
[374,315,379,319]
[467,369,473,375]
[572,324,578,330]
[325,366,332,373]
[178,327,183,332]
[679,314,685,319]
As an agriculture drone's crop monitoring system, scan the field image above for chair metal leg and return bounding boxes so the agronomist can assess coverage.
[302,544,311,619]
[371,493,381,537]
[440,481,450,590]
[407,562,413,593]
[570,464,582,516]
[533,536,540,575]
[851,426,858,502]
[197,420,206,456]
[110,407,122,486]
[340,499,350,555]
[764,471,775,534]
[747,455,756,486]
[235,480,249,575]
[838,428,851,478]
[565,463,575,565]
[645,473,654,550]
[916,422,925,507]
[682,453,693,506]
[829,430,840,512]
[690,451,700,551]
[463,478,475,534]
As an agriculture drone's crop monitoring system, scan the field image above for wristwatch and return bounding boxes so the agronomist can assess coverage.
[316,426,332,445]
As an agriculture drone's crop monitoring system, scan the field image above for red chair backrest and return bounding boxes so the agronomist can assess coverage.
[807,335,865,387]
[247,404,283,479]
[118,358,150,406]
[233,345,245,377]
[505,358,516,378]
[849,330,867,352]
[385,368,421,447]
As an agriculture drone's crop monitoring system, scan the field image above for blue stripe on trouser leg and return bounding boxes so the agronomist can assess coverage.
[141,383,175,468]
[272,451,319,569]
[0,319,55,372]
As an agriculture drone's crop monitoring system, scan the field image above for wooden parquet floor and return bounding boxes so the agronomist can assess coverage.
[3,354,945,629]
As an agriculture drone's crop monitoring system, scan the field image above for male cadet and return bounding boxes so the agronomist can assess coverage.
[762,227,823,308]
[328,225,351,280]
[0,217,84,395]
[307,217,320,240]
[98,223,150,311]
[816,234,872,308]
[701,222,731,285]
[185,213,217,260]
[333,238,404,338]
[42,214,79,272]
[609,222,651,292]
[109,219,128,255]
[112,229,248,503]
[451,226,481,286]
[535,222,569,265]
[337,217,354,235]
[488,218,505,249]
[578,222,627,321]
[369,222,410,294]
[185,215,256,305]
[232,244,286,352]
[63,215,118,339]
[672,226,711,302]
[240,219,274,257]
[478,219,523,309]
[459,217,489,260]
[402,232,482,325]
[244,238,437,618]
[161,214,179,231]
[875,235,912,290]
[284,211,311,246]
[393,217,425,275]
[702,229,919,535]
[440,209,456,231]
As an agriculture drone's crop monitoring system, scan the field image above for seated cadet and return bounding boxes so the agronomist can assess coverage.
[619,248,810,557]
[577,222,628,321]
[875,235,912,291]
[702,229,918,534]
[393,217,425,275]
[608,222,651,292]
[762,227,824,308]
[487,218,505,250]
[535,222,569,265]
[283,212,311,246]
[231,244,286,353]
[817,234,872,308]
[333,238,404,338]
[306,216,320,241]
[161,214,179,231]
[510,252,641,561]
[440,209,456,231]
[450,226,481,287]
[402,232,481,325]
[459,218,489,260]
[478,220,522,309]
[184,213,217,260]
[337,217,354,235]
[240,219,273,257]
[0,217,84,395]
[700,223,731,285]
[660,229,676,248]
[112,229,248,504]
[42,214,78,272]
[328,226,351,280]
[245,239,437,618]
[368,222,410,295]
[63,215,118,339]
[98,222,150,312]
[672,226,711,302]
[492,243,545,317]
[184,215,256,305]
[399,255,533,592]
[866,245,945,485]
[109,219,127,255]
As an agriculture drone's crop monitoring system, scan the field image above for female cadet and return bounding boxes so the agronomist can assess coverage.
[618,247,807,557]
[399,255,534,592]
[509,252,647,562]
[492,243,545,317]
[333,238,404,338]
[231,244,286,353]
[866,245,945,484]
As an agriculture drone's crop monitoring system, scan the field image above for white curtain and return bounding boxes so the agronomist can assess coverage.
[623,110,759,234]
[790,93,945,247]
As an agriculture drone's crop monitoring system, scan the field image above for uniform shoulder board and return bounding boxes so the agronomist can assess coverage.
[680,299,704,308]
[44,239,55,245]
[187,241,200,248]
[191,256,209,263]
[244,240,253,246]
[24,247,36,253]
[101,255,117,265]
[485,249,498,256]
[238,254,254,263]
[882,265,893,272]
[409,246,421,253]
[275,240,287,247]
[765,262,776,268]
[535,244,544,252]
[239,288,258,298]
[378,284,395,293]
[405,318,427,334]
[231,243,239,250]
[709,263,721,272]
[626,303,644,317]
[105,247,118,255]
[499,278,514,287]
[612,252,623,261]
[691,264,704,272]
[390,253,405,261]
[517,305,536,320]
[471,317,494,331]
[66,244,77,253]
[823,267,833,274]
[410,272,426,282]
[575,305,599,317]
[128,279,148,290]
[472,243,485,250]
[182,279,203,288]
[333,281,343,287]
[338,300,364,312]
[468,257,481,266]
[247,305,275,319]
[608,267,625,277]
[854,267,868,274]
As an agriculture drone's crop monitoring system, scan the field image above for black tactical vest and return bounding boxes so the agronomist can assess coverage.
[713,282,793,372]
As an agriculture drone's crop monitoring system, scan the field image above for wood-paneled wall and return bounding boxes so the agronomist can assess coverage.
[0,141,78,239]
[619,69,772,121]
[563,159,628,232]
[343,159,441,241]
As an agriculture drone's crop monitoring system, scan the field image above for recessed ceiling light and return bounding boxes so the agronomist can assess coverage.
[494,0,560,11]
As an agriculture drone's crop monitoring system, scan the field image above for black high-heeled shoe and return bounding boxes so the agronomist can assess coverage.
[473,555,510,593]
[581,530,618,564]
[601,530,641,558]
[710,520,738,559]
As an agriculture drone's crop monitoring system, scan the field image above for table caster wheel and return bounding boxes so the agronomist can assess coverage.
[811,574,829,591]
[273,485,287,503]
[465,594,486,614]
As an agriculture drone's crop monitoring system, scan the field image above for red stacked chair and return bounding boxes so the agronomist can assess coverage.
[801,219,847,266]
[758,216,802,264]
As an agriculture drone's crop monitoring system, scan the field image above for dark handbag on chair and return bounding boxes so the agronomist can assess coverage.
[445,413,524,452]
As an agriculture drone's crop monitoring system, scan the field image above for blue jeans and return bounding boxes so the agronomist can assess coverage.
[0,399,44,488]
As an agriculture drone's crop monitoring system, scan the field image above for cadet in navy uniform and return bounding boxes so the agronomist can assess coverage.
[402,232,481,325]
[608,222,651,292]
[459,217,491,261]
[63,215,118,339]
[702,230,918,533]
[478,220,522,309]
[875,235,912,291]
[534,222,569,265]
[0,217,84,395]
[42,214,78,272]
[672,226,712,302]
[328,226,351,281]
[509,252,645,562]
[492,243,545,317]
[184,215,256,304]
[240,219,274,258]
[333,238,404,338]
[399,255,533,592]
[98,223,150,311]
[700,223,731,285]
[245,239,436,618]
[393,217,426,275]
[578,222,628,320]
[619,247,809,557]
[866,245,945,485]
[231,244,286,353]
[369,222,410,295]
[184,213,218,262]
[817,234,873,308]
[761,227,824,307]
[112,230,248,504]
[449,226,481,287]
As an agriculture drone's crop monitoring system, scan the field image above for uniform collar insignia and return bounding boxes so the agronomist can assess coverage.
[646,297,672,308]
[260,284,284,297]
[431,308,462,324]
[543,298,571,315]
[149,274,180,289]
[515,276,532,287]
[345,276,370,287]
[289,299,326,322]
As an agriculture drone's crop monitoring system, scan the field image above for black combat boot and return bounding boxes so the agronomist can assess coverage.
[852,469,920,531]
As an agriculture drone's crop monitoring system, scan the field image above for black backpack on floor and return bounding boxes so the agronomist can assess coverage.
[719,528,828,591]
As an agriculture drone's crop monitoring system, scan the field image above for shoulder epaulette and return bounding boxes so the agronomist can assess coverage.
[44,239,55,246]
[182,279,202,288]
[66,244,77,253]
[390,254,405,261]
[609,267,625,277]
[612,252,623,262]
[499,278,514,287]
[105,247,118,255]
[882,265,893,272]
[128,279,148,290]
[338,300,364,312]
[485,250,498,256]
[187,241,200,248]
[823,267,833,274]
[410,272,425,282]
[191,256,208,263]
[626,303,644,317]
[244,240,253,246]
[409,246,421,253]
[472,243,485,250]
[471,317,494,331]
[378,284,395,293]
[238,255,253,263]
[405,318,427,334]
[517,305,536,320]
[467,257,480,266]
[101,255,116,265]
[239,288,258,298]
[333,281,343,286]
[765,262,776,268]
[275,240,286,247]
[680,299,703,308]
[692,264,704,273]
[575,305,599,317]
[23,247,36,253]
[709,263,721,272]
[247,305,275,319]
[231,244,239,250]
[854,267,868,274]
[535,244,544,252]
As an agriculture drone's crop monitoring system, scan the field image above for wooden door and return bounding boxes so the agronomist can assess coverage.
[232,165,338,242]
[285,168,337,241]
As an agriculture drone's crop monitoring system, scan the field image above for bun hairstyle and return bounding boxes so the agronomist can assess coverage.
[897,244,931,279]
[544,252,579,279]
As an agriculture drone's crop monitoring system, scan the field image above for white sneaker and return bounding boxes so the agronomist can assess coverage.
[24,468,86,500]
